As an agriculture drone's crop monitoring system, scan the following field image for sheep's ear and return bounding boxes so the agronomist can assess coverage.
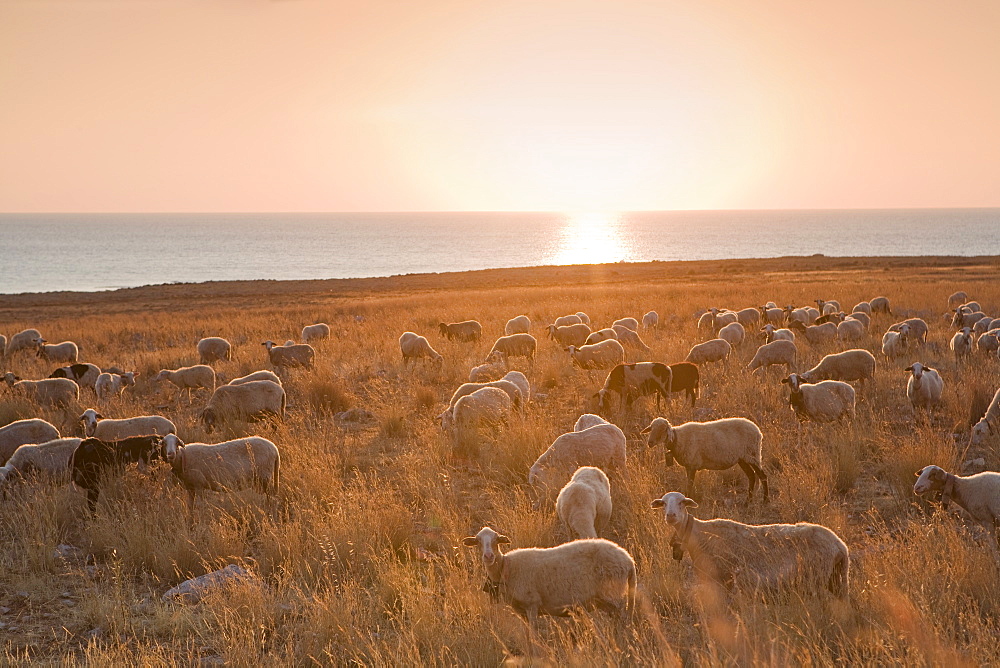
[639,424,652,435]
[780,377,789,384]
[683,497,698,508]
[462,537,479,546]
[914,468,924,477]
[650,499,664,509]
[497,534,511,545]
[905,365,913,372]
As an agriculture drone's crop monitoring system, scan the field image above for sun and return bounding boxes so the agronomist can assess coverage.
[551,212,630,266]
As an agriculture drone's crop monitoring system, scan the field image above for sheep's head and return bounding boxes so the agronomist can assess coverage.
[651,491,697,528]
[907,363,925,379]
[200,407,217,432]
[438,323,449,337]
[462,526,510,567]
[161,434,183,462]
[781,373,803,393]
[261,340,275,351]
[78,409,102,436]
[3,372,20,387]
[913,465,948,495]
[971,419,991,445]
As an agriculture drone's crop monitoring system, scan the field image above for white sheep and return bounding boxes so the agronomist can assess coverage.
[469,352,508,383]
[441,380,523,425]
[462,527,636,624]
[977,330,1000,355]
[948,291,969,308]
[501,371,530,405]
[970,387,1000,446]
[585,328,619,345]
[528,422,626,500]
[154,365,216,402]
[906,363,943,411]
[868,296,891,314]
[302,323,331,342]
[641,416,768,501]
[556,467,612,539]
[642,311,659,330]
[574,413,609,431]
[852,302,872,316]
[34,339,79,363]
[79,408,176,440]
[3,373,79,408]
[950,327,973,363]
[575,312,591,326]
[761,323,795,343]
[397,332,444,366]
[0,334,5,358]
[973,316,998,335]
[846,311,871,329]
[263,340,316,371]
[735,307,760,327]
[553,314,583,328]
[717,322,745,347]
[787,321,837,345]
[5,328,42,357]
[759,306,785,325]
[952,309,986,329]
[914,466,1000,546]
[881,323,910,359]
[48,363,102,391]
[449,386,512,449]
[438,320,483,342]
[162,434,280,514]
[747,339,797,374]
[0,437,81,487]
[836,319,865,341]
[612,325,650,353]
[228,370,282,386]
[547,323,591,348]
[95,371,138,402]
[799,349,876,385]
[200,380,286,432]
[684,338,731,365]
[504,315,531,335]
[651,492,849,598]
[0,419,60,466]
[613,317,639,332]
[487,333,536,361]
[567,340,626,370]
[781,373,856,423]
[889,318,929,345]
[197,337,232,364]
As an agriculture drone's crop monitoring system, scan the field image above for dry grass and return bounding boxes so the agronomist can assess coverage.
[1,257,999,665]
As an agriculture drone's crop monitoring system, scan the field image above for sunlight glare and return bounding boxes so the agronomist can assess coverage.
[552,212,629,266]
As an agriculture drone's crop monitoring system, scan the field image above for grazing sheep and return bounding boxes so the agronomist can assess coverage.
[761,324,795,343]
[399,332,444,366]
[79,409,176,440]
[49,363,102,391]
[0,437,81,487]
[881,327,910,359]
[95,371,138,402]
[814,312,844,326]
[651,492,849,598]
[487,333,536,361]
[787,320,837,345]
[612,317,639,332]
[442,380,523,424]
[961,301,983,314]
[612,325,650,353]
[747,339,797,374]
[952,309,987,329]
[868,296,890,314]
[914,465,1000,545]
[154,365,216,402]
[973,316,997,335]
[282,340,296,347]
[950,327,974,363]
[717,322,746,347]
[574,413,609,431]
[263,340,316,371]
[642,417,768,501]
[70,435,163,512]
[5,328,42,357]
[469,352,508,383]
[162,434,280,514]
[906,363,943,411]
[34,339,79,363]
[575,312,591,326]
[462,527,636,624]
[197,337,232,364]
[846,311,871,328]
[948,291,969,308]
[528,422,626,500]
[666,362,700,407]
[504,315,531,336]
[642,311,659,330]
[438,320,483,343]
[970,387,1000,446]
[568,340,626,370]
[684,338,732,365]
[781,373,856,423]
[502,370,531,405]
[735,307,760,327]
[0,419,60,466]
[836,319,865,341]
[556,467,612,539]
[977,330,1000,355]
[553,314,584,328]
[547,323,591,348]
[200,380,286,432]
[799,349,876,385]
[228,370,282,386]
[301,323,331,342]
[759,306,785,325]
[3,373,79,408]
[449,386,512,448]
[889,318,929,345]
[816,299,841,315]
[585,328,619,345]
[852,302,872,316]
[594,363,673,413]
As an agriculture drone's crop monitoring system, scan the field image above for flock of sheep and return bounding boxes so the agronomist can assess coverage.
[2,289,1000,631]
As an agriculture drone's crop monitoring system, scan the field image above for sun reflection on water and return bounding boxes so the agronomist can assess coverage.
[553,212,629,265]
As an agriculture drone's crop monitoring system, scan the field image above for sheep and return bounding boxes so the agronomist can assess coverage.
[684,338,731,365]
[556,467,612,539]
[816,299,841,315]
[553,314,583,328]
[717,322,745,347]
[747,339,797,374]
[34,339,79,363]
[575,312,591,326]
[0,419,60,466]
[784,306,812,326]
[612,317,639,332]
[846,311,871,329]
[787,320,837,345]
[574,413,609,431]
[836,318,865,341]
[781,373,856,423]
[2,373,79,408]
[969,387,1000,446]
[438,320,483,343]
[814,312,844,326]
[462,527,636,624]
[95,371,138,402]
[612,325,650,353]
[761,323,795,343]
[977,330,1000,355]
[585,328,619,345]
[501,371,530,405]
[914,465,1000,545]
[889,318,929,345]
[263,340,316,371]
[399,330,444,367]
[442,380,523,425]
[666,361,700,407]
[283,340,296,347]
[487,333,536,361]
[568,340,625,370]
[593,363,672,413]
[852,302,872,316]
[0,437,81,488]
[162,434,280,515]
[759,306,785,325]
[799,349,876,385]
[952,309,987,329]
[642,416,768,501]
[49,363,102,391]
[547,323,591,348]
[948,291,969,308]
[5,328,42,357]
[651,492,849,598]
[962,301,983,314]
[881,325,910,359]
[70,435,164,512]
[528,422,626,500]
[504,315,531,335]
[79,409,176,440]
[228,370,282,386]
[301,323,331,342]
[642,311,659,330]
[868,296,891,314]
[469,352,507,383]
[734,307,760,328]
[906,363,943,411]
[197,337,232,364]
[200,380,286,432]
[154,365,216,402]
[449,387,512,448]
[950,327,974,363]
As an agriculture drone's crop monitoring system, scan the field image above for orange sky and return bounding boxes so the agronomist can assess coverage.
[1,0,998,212]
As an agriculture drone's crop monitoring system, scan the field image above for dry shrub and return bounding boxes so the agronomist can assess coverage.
[303,372,354,414]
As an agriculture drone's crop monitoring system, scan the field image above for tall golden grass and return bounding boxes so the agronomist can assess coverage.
[1,259,998,665]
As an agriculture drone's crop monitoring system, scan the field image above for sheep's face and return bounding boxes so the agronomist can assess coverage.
[161,434,182,461]
[913,466,947,495]
[781,374,802,392]
[640,418,671,448]
[908,363,924,379]
[79,409,101,437]
[651,492,697,527]
[971,420,990,445]
[462,527,510,566]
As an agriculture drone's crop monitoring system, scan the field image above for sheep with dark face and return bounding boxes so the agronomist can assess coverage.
[593,363,672,413]
[914,465,1000,546]
[438,320,482,343]
[70,435,164,512]
[781,373,855,423]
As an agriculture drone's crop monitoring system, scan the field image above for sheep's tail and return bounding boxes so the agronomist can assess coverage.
[272,453,280,494]
[627,563,638,611]
[830,550,850,599]
[280,392,287,421]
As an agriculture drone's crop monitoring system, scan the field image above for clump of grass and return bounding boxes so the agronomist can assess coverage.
[304,373,354,414]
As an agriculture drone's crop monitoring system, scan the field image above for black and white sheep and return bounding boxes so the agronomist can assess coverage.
[593,362,673,413]
[49,363,102,391]
[70,435,164,512]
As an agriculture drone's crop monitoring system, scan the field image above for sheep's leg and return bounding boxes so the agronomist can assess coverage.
[87,488,99,515]
[686,468,698,498]
[187,488,197,525]
[738,461,757,501]
[752,464,769,501]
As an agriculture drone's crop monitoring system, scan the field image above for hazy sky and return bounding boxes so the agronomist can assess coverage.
[2,1,998,212]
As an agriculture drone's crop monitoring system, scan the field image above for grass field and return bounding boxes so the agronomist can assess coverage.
[1,255,999,665]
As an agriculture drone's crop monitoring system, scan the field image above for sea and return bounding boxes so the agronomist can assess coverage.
[0,209,997,295]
